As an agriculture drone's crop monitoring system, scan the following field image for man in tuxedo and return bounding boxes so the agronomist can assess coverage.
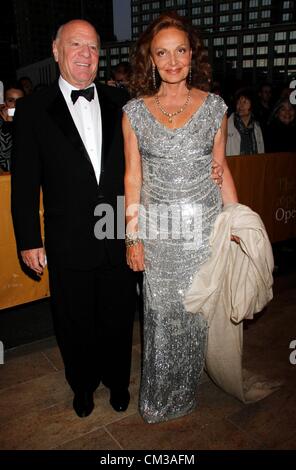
[11,20,136,418]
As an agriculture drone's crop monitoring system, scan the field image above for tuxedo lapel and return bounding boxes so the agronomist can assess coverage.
[96,85,118,168]
[47,84,92,165]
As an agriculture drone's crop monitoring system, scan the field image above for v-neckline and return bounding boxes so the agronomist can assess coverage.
[141,93,210,133]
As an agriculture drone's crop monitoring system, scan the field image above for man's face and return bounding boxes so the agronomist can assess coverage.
[53,20,99,89]
[260,86,272,103]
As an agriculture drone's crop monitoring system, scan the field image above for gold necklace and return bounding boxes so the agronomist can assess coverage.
[154,90,191,123]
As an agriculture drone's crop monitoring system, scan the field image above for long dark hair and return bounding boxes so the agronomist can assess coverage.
[129,12,211,97]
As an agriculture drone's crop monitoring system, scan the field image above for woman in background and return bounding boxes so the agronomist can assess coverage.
[226,88,265,156]
[265,98,296,153]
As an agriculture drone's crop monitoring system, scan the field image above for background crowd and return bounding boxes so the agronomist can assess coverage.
[1,67,296,173]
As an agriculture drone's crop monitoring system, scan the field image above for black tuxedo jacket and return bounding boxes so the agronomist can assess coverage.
[11,81,129,269]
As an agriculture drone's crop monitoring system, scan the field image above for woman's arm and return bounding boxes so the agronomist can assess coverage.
[122,112,145,271]
[212,114,238,205]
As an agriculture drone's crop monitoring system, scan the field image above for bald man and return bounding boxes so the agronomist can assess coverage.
[11,20,136,418]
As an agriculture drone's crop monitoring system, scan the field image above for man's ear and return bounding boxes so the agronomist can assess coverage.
[52,41,58,62]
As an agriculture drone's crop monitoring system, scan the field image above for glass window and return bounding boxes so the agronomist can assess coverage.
[100,49,106,56]
[275,32,287,41]
[289,31,296,39]
[289,44,296,52]
[192,7,201,14]
[220,15,229,23]
[233,2,242,9]
[192,18,201,25]
[121,47,129,54]
[220,3,229,11]
[249,12,258,19]
[111,48,119,54]
[227,36,238,44]
[142,3,150,10]
[214,37,224,45]
[282,13,291,21]
[177,9,186,15]
[243,59,254,67]
[262,0,271,5]
[257,33,268,41]
[232,14,242,21]
[244,35,254,43]
[227,48,237,57]
[243,47,254,55]
[289,57,296,65]
[283,1,290,7]
[165,0,174,6]
[257,46,268,54]
[142,14,150,21]
[132,5,138,13]
[249,0,258,6]
[204,17,212,25]
[256,58,268,67]
[177,0,186,4]
[275,45,286,53]
[274,58,285,66]
[152,1,160,8]
[262,10,271,18]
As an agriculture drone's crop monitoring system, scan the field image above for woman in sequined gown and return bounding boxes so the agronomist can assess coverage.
[123,13,238,423]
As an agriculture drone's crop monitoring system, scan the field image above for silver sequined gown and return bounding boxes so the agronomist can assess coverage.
[123,93,227,423]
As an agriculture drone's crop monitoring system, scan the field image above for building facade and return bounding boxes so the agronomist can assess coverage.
[128,0,296,85]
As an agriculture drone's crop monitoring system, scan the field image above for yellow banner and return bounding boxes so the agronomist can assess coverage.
[0,175,49,310]
[227,152,296,242]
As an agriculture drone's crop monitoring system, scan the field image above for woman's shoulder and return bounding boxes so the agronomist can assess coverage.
[122,96,143,114]
[208,92,228,110]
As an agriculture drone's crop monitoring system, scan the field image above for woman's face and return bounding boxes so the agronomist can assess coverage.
[236,96,252,118]
[5,88,24,109]
[150,27,192,85]
[278,102,295,125]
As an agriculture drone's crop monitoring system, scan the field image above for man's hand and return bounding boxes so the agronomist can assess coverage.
[21,247,47,275]
[211,160,223,187]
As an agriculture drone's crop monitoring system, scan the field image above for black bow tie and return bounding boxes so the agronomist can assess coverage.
[71,87,94,104]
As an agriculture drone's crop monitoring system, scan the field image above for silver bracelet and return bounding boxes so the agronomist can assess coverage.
[125,231,141,247]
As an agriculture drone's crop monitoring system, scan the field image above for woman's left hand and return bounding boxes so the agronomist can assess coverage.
[211,160,223,187]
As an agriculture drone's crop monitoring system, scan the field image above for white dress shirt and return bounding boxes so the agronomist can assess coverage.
[59,76,102,185]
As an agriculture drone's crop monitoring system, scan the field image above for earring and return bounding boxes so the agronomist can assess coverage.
[152,64,157,89]
[188,65,192,85]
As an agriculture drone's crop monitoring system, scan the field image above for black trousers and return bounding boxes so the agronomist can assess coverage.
[48,256,136,393]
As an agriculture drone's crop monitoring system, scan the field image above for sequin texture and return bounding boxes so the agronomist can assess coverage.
[123,93,227,423]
